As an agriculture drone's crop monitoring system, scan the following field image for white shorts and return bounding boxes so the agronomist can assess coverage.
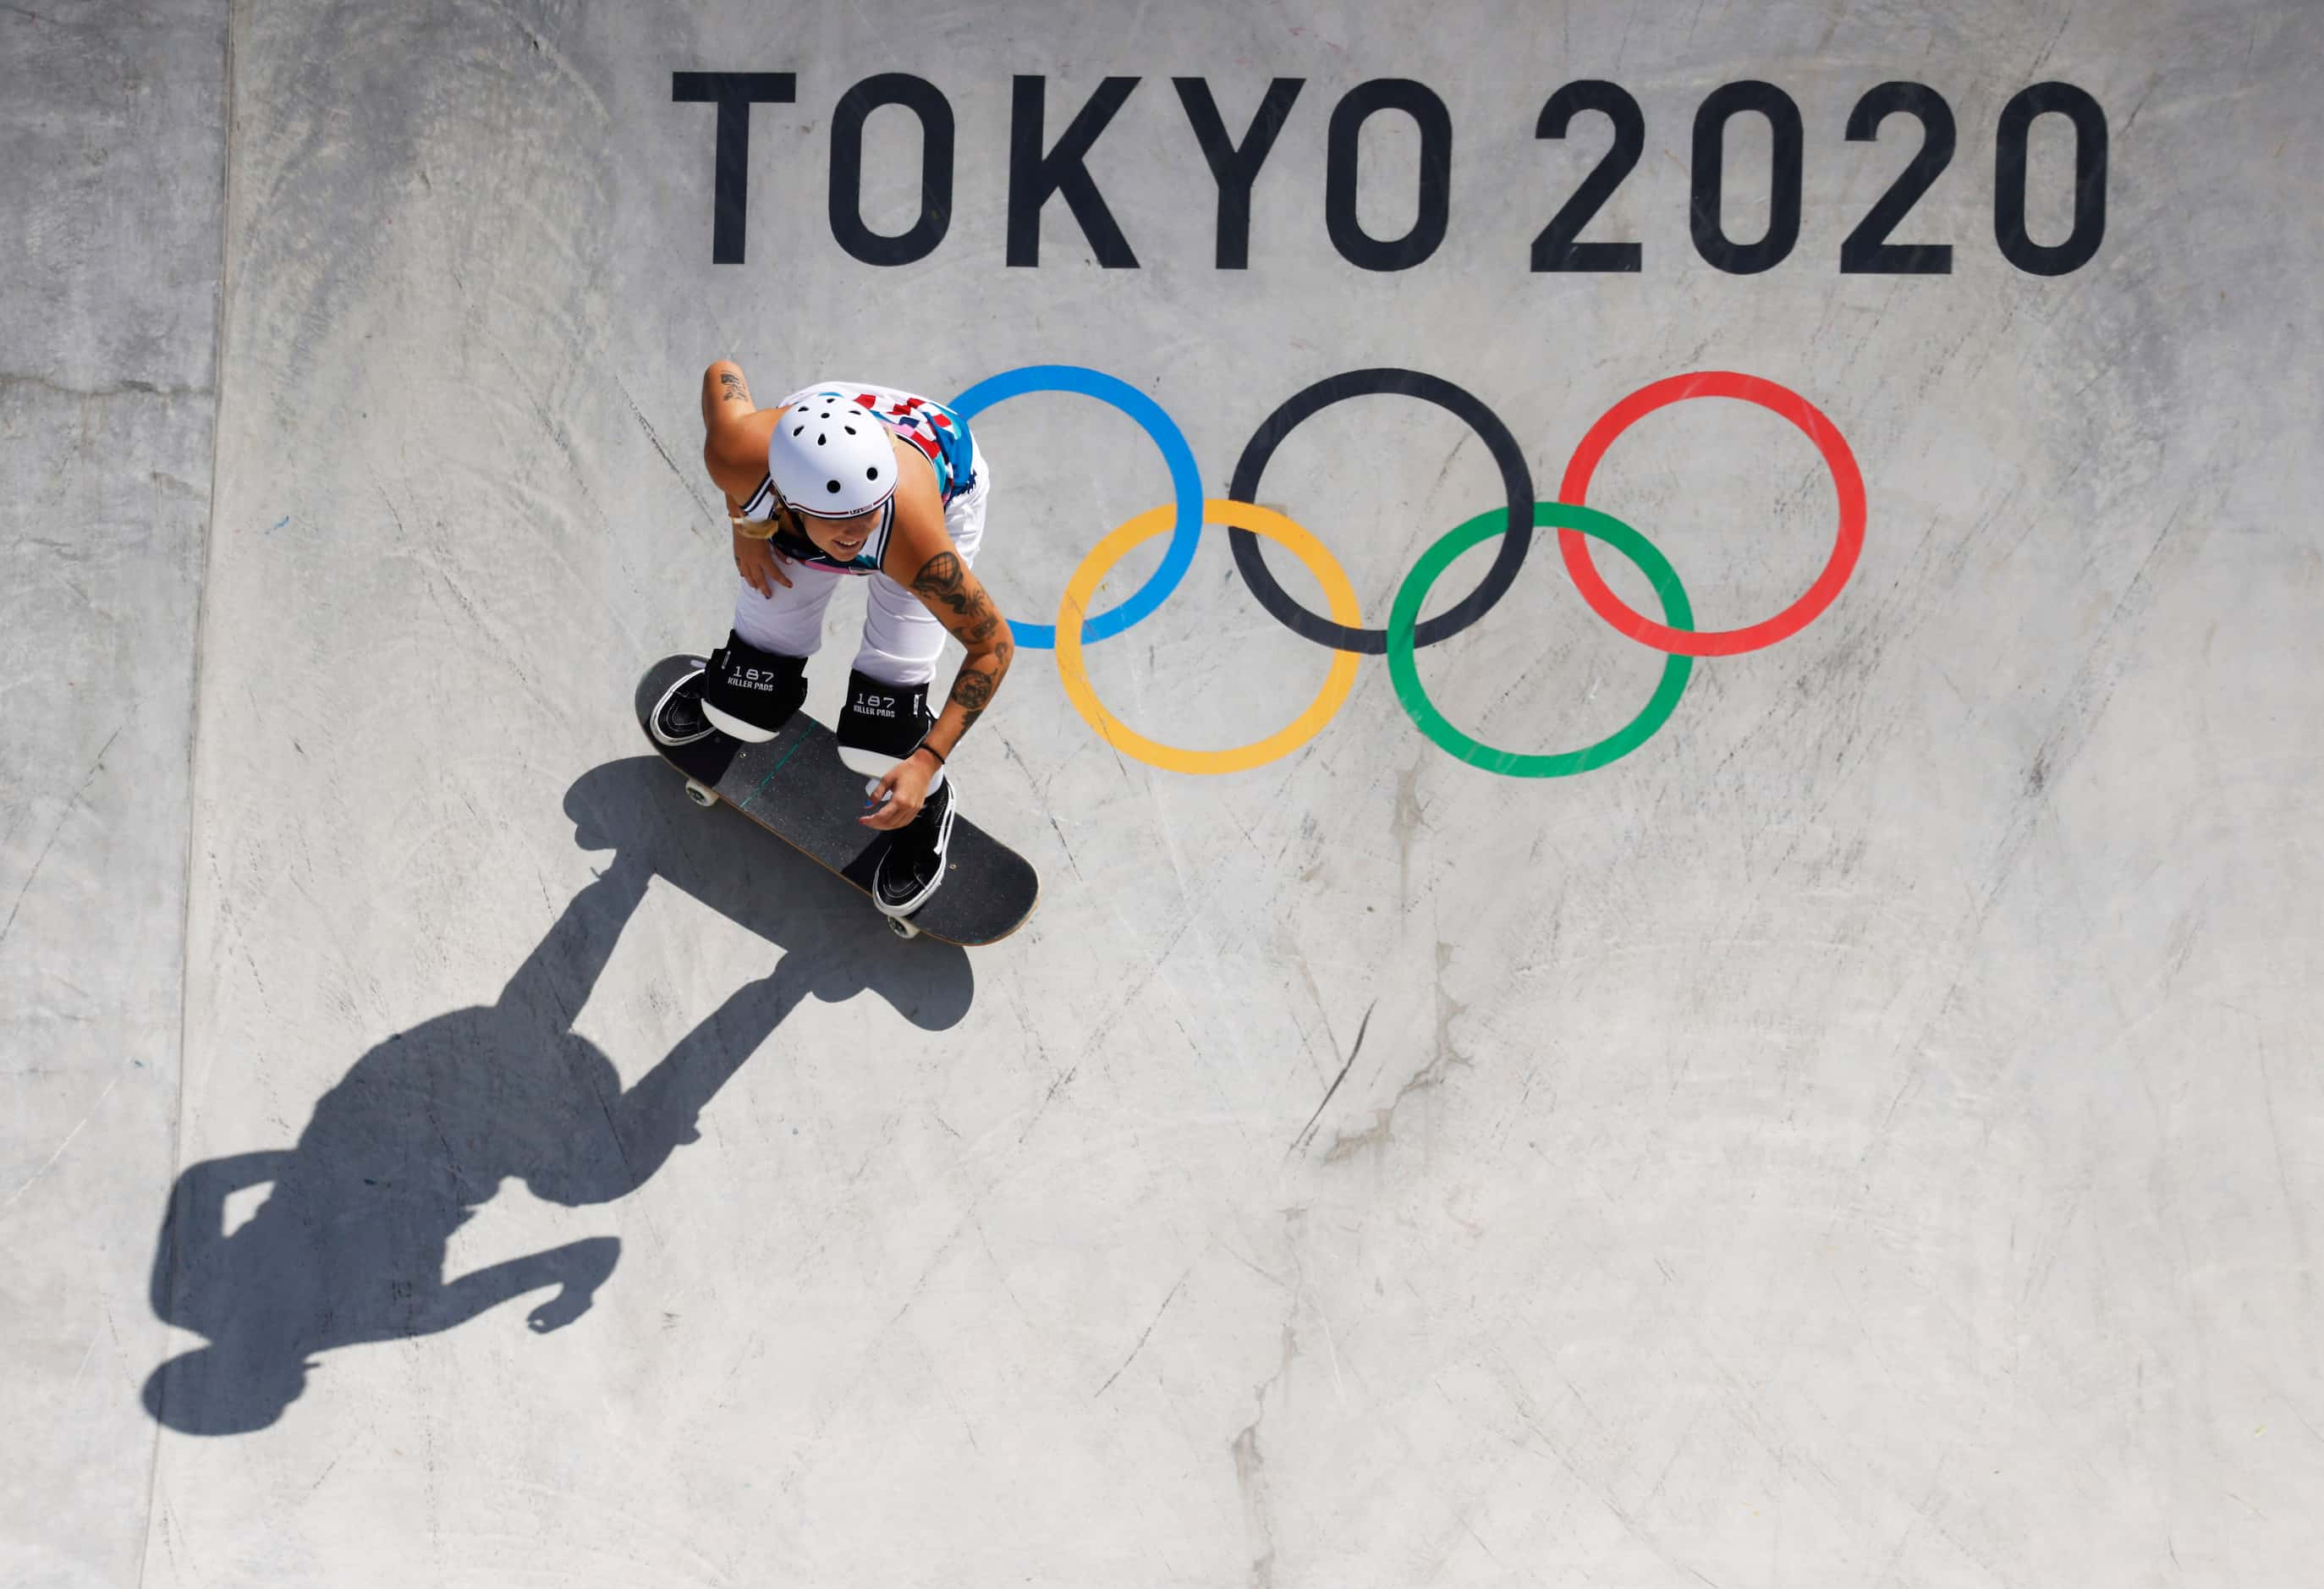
[731,459,990,688]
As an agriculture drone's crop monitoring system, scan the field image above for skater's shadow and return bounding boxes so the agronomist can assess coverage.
[141,756,970,1436]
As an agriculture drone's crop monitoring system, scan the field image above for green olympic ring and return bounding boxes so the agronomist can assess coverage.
[1387,503,1696,778]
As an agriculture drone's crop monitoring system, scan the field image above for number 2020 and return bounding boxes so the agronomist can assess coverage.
[1534,80,2107,278]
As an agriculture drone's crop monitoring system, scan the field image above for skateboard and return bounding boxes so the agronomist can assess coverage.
[634,655,1039,945]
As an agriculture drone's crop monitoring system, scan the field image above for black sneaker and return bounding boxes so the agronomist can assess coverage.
[873,776,957,918]
[650,667,717,746]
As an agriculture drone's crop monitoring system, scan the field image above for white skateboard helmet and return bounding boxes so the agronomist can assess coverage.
[769,393,898,519]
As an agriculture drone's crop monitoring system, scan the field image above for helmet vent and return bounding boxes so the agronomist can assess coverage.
[816,433,827,445]
[826,481,841,493]
[866,467,880,481]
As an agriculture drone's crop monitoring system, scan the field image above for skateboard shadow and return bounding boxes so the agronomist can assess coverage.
[141,756,972,1436]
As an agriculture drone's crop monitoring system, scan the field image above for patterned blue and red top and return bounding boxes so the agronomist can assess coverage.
[737,381,980,574]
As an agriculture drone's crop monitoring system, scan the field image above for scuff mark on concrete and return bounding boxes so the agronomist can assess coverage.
[1230,1320,1299,1589]
[0,725,122,956]
[1094,1262,1192,1398]
[1288,998,1376,1157]
[3,1075,118,1211]
[1324,943,1469,1163]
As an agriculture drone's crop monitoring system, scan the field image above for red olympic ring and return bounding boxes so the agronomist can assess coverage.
[1557,371,1865,658]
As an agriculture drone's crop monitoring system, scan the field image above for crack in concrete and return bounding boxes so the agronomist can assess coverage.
[1093,1262,1192,1398]
[1286,998,1376,1157]
[0,371,212,402]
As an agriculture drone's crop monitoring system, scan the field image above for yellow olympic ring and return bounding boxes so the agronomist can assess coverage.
[1054,500,1362,775]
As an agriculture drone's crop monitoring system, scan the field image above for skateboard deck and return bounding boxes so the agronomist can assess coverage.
[635,654,1039,945]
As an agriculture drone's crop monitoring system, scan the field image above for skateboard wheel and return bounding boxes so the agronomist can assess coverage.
[887,915,920,941]
[684,778,719,809]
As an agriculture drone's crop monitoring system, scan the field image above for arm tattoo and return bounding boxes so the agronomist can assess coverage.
[910,551,972,617]
[914,551,1012,737]
[948,669,997,712]
[943,637,1012,736]
[718,370,752,405]
[945,686,991,737]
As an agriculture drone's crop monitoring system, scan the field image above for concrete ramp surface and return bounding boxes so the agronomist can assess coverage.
[5,2,2321,1584]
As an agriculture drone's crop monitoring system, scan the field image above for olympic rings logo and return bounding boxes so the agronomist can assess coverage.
[948,366,1866,780]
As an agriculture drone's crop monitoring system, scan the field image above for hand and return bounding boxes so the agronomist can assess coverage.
[860,751,937,830]
[527,1289,590,1333]
[732,519,792,596]
[525,1235,619,1332]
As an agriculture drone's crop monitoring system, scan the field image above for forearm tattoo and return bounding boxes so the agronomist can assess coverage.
[717,370,752,405]
[913,551,1012,738]
[945,640,1012,735]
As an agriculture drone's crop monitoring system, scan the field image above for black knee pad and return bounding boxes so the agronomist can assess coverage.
[701,632,807,742]
[837,668,937,782]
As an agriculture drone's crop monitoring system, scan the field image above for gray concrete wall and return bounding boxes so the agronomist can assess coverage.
[1,3,227,1586]
[8,0,2324,1584]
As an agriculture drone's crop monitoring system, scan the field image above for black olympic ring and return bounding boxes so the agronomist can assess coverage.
[1225,368,1536,655]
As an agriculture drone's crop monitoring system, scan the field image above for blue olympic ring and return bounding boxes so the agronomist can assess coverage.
[948,364,1205,650]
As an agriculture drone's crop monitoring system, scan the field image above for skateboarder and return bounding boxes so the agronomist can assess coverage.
[651,362,1014,920]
